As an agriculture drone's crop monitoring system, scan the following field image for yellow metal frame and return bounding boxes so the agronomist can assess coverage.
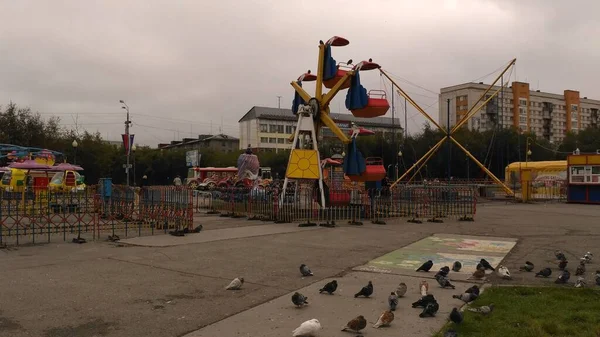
[380,58,517,195]
[290,42,351,144]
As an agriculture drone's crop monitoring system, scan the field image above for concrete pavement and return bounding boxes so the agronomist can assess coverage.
[0,202,598,337]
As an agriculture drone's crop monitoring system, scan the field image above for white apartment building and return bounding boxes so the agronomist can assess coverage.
[439,81,600,143]
[239,106,402,152]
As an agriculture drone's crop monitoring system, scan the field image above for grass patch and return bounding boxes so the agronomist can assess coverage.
[438,286,600,337]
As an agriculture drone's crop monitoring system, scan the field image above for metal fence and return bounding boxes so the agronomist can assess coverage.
[194,184,477,224]
[477,179,567,202]
[0,185,193,246]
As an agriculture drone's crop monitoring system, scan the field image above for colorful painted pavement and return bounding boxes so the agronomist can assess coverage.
[354,233,517,278]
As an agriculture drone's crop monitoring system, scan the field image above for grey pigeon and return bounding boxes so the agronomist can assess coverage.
[437,266,450,277]
[468,303,495,315]
[354,281,373,298]
[412,294,436,308]
[319,280,337,294]
[419,301,439,317]
[435,274,456,289]
[558,260,568,270]
[519,261,534,272]
[480,258,495,271]
[596,270,600,286]
[291,292,308,307]
[476,263,485,271]
[225,277,244,290]
[555,250,567,262]
[581,252,593,263]
[453,292,478,303]
[388,292,399,311]
[396,282,407,297]
[449,308,463,324]
[576,261,586,276]
[445,329,458,337]
[555,270,570,284]
[416,260,433,272]
[452,261,462,272]
[299,264,313,276]
[535,268,552,277]
[465,285,480,296]
[575,277,586,288]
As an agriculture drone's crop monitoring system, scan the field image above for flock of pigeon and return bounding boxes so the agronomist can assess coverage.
[222,251,597,337]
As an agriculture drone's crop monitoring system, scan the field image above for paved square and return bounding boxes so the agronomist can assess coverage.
[354,234,517,277]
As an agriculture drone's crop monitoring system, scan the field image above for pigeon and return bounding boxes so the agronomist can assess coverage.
[472,269,485,280]
[519,261,535,272]
[416,260,434,272]
[388,292,398,311]
[452,261,462,272]
[319,280,337,294]
[299,264,313,277]
[291,292,308,307]
[108,235,120,242]
[476,263,485,271]
[480,258,495,271]
[555,250,567,262]
[596,270,600,285]
[558,260,568,270]
[468,304,495,315]
[453,292,478,303]
[582,252,593,263]
[341,315,367,332]
[419,301,439,317]
[445,329,458,337]
[555,270,570,284]
[449,307,463,324]
[412,294,436,308]
[373,310,394,328]
[497,265,511,280]
[575,277,586,288]
[292,318,321,337]
[465,285,480,296]
[435,274,456,289]
[354,281,373,298]
[576,261,586,276]
[396,282,407,297]
[535,268,552,278]
[225,277,244,290]
[437,266,450,277]
[419,280,429,296]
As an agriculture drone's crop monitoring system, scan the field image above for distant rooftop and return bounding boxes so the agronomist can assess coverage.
[158,133,238,149]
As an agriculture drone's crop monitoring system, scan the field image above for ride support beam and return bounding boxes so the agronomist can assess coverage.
[320,71,354,108]
[449,136,514,195]
[316,43,325,99]
[390,137,445,188]
[320,111,350,143]
[290,81,312,103]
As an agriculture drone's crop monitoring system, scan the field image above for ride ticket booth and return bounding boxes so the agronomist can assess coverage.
[567,153,600,204]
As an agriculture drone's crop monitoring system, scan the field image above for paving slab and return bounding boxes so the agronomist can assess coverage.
[354,234,517,281]
[120,223,323,247]
[183,271,478,337]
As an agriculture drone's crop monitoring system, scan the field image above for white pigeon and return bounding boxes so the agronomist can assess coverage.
[581,252,593,263]
[225,277,244,290]
[575,277,586,288]
[292,318,321,337]
[396,282,407,297]
[497,265,511,280]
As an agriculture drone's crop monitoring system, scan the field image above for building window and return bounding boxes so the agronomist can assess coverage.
[519,107,527,116]
[260,124,268,132]
[519,98,527,106]
[519,116,527,124]
[269,138,276,143]
[285,125,295,134]
[277,125,284,133]
[277,138,285,144]
[260,137,268,143]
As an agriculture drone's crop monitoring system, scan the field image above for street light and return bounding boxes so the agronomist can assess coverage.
[72,139,78,164]
[396,150,403,180]
[120,100,132,186]
[525,137,533,164]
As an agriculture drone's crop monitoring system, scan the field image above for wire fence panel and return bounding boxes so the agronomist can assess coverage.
[0,185,193,246]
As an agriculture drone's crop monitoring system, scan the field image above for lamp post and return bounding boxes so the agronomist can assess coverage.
[525,137,533,164]
[466,156,470,182]
[397,150,402,181]
[120,100,132,186]
[72,139,78,164]
[132,144,137,186]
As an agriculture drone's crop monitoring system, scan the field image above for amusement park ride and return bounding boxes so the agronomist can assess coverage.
[282,36,517,207]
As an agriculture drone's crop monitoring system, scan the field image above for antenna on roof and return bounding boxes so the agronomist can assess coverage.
[277,95,282,109]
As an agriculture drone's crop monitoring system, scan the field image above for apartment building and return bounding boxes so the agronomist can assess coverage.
[439,82,600,143]
[239,106,402,152]
[157,134,239,152]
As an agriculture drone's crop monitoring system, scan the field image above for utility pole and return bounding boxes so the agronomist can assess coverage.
[120,100,132,186]
[277,96,282,109]
[404,98,408,140]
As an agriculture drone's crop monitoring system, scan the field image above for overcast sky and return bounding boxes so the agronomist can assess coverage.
[1,0,599,147]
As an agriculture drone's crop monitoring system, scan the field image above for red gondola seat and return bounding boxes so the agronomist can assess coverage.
[350,90,390,118]
[323,64,352,90]
[347,158,386,182]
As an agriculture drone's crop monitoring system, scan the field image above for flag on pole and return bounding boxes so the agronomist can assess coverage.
[122,134,135,155]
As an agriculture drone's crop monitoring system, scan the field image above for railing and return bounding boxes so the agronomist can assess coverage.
[0,185,193,246]
[194,184,477,224]
[477,179,567,202]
